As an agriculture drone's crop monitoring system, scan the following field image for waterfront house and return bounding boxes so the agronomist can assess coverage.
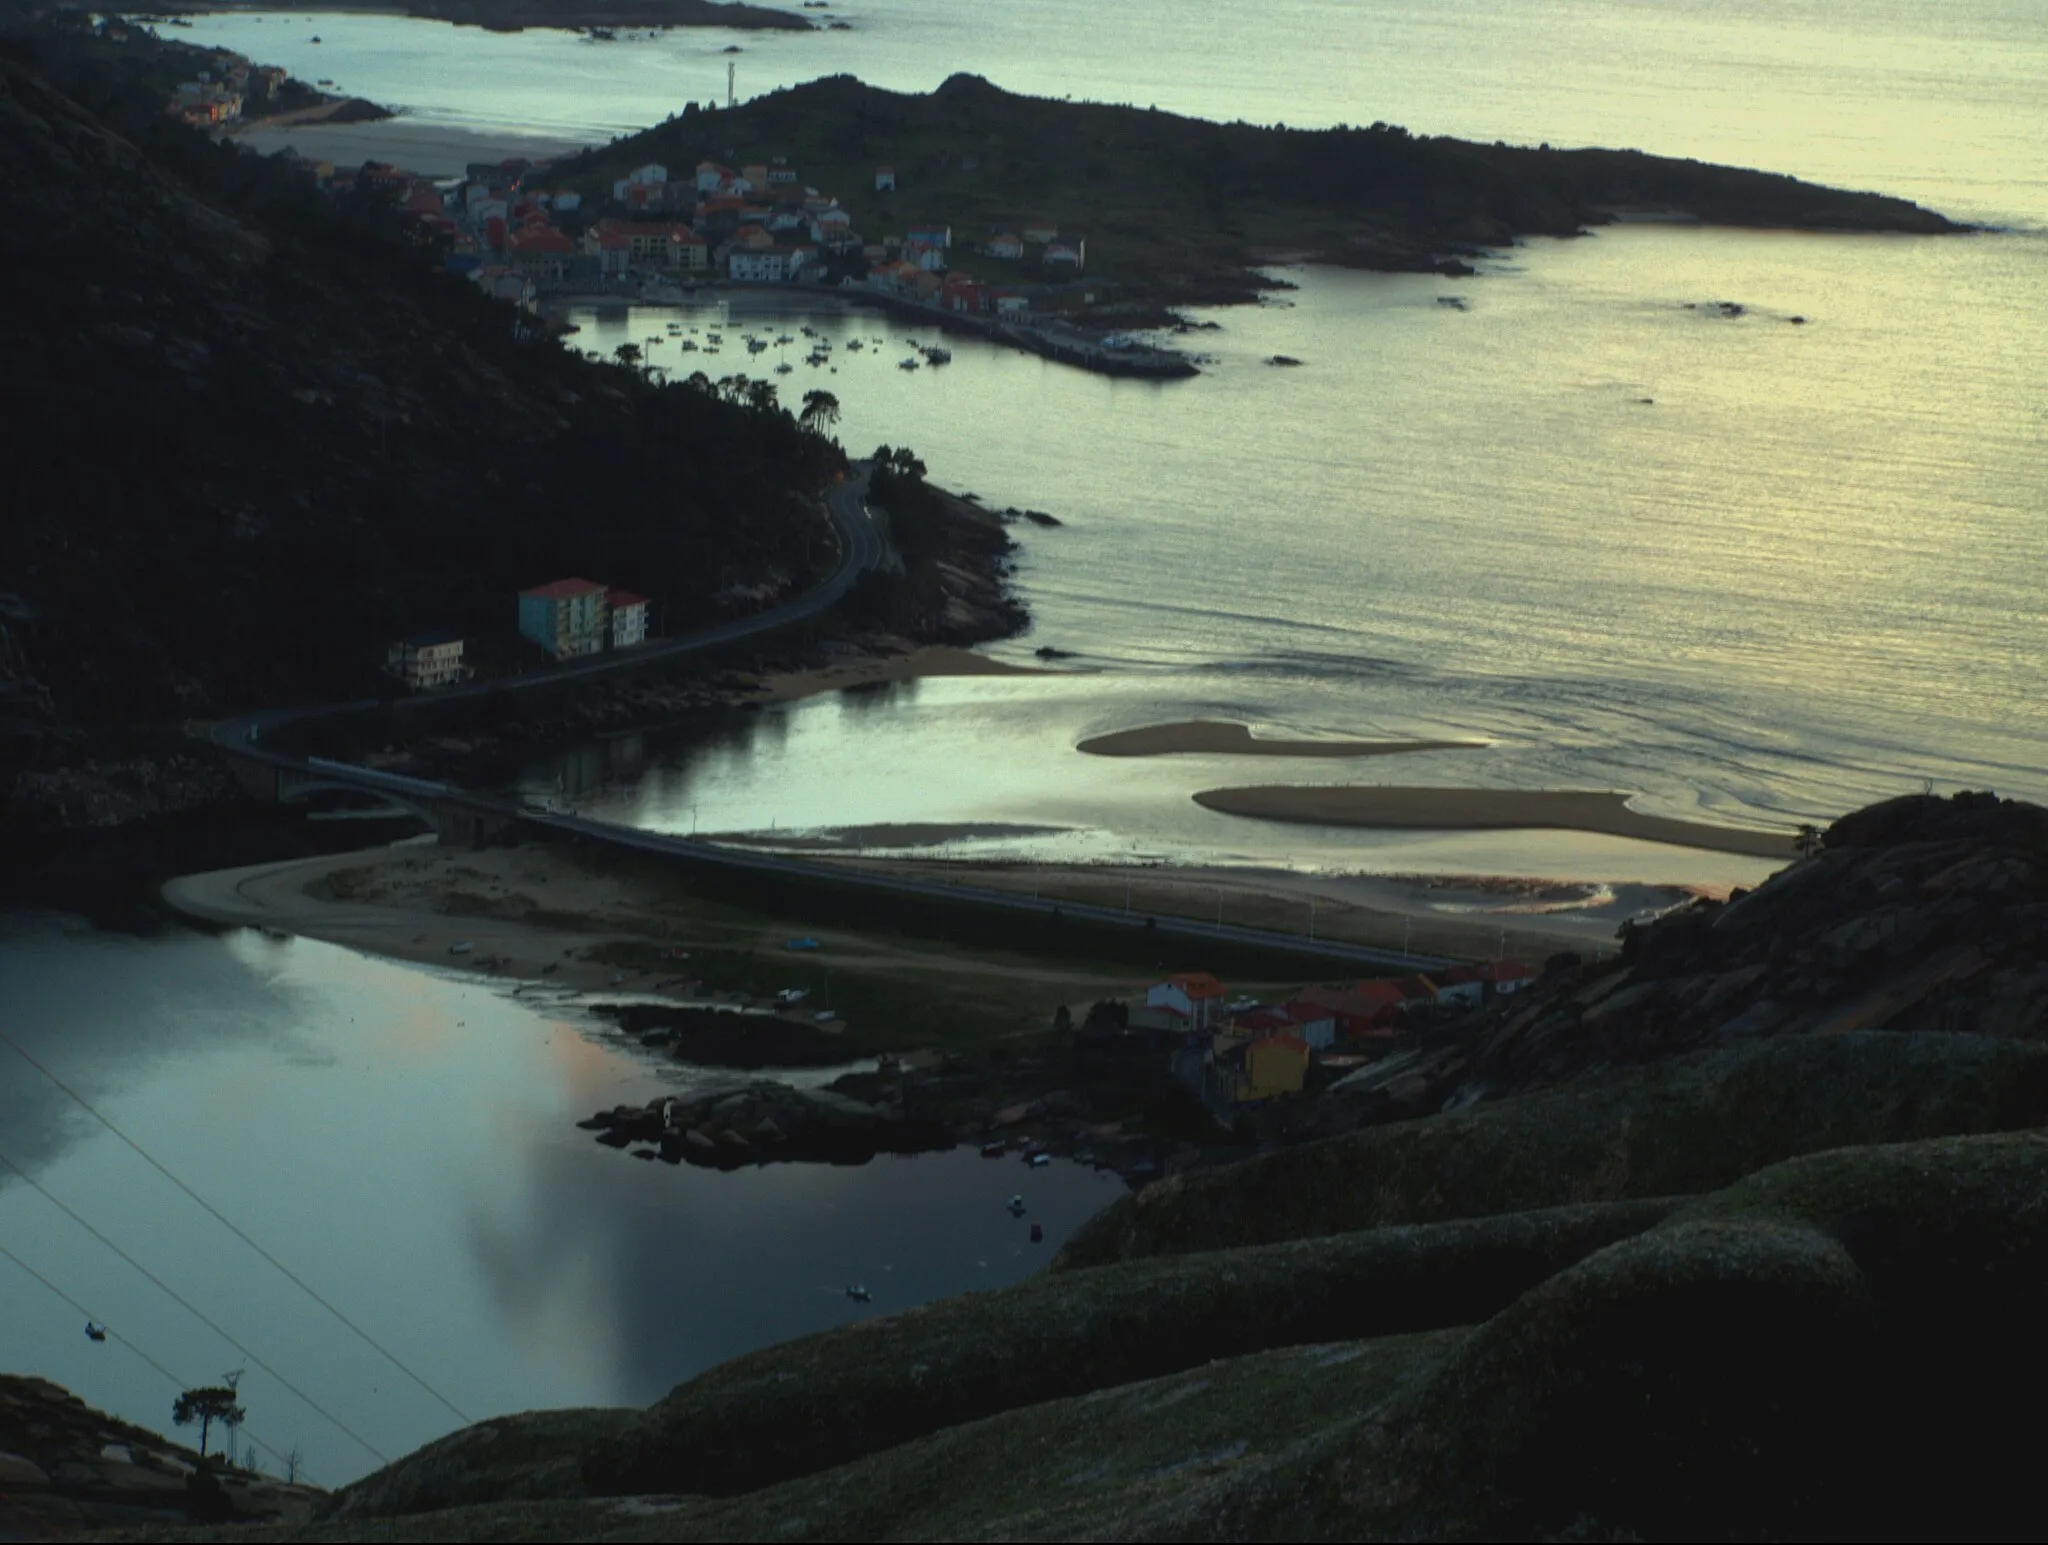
[517,578,608,660]
[767,166,798,184]
[1295,981,1409,1037]
[630,162,668,186]
[1240,1034,1311,1100]
[384,631,470,691]
[696,161,733,193]
[507,225,574,279]
[1147,973,1227,1033]
[874,165,896,191]
[1278,1000,1340,1050]
[991,289,1030,318]
[985,232,1025,259]
[904,241,947,272]
[1044,237,1087,272]
[906,224,951,250]
[1021,218,1059,244]
[584,225,631,275]
[727,246,807,283]
[607,590,651,649]
[940,274,991,314]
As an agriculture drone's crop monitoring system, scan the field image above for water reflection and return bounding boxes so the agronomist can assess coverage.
[0,917,1115,1484]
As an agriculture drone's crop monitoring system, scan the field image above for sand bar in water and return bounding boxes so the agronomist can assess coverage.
[1194,785,1799,859]
[1077,721,1487,758]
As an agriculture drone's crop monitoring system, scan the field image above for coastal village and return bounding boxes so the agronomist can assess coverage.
[1080,963,1537,1116]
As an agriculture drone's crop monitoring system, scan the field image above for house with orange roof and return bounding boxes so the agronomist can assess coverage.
[1147,972,1227,1033]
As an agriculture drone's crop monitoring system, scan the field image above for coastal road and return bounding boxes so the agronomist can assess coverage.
[211,462,882,760]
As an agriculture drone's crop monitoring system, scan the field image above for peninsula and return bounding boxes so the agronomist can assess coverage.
[99,0,814,32]
[556,72,1964,316]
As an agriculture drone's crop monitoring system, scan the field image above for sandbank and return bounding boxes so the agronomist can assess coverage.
[1193,786,1799,859]
[711,821,1070,851]
[1077,720,1487,759]
[753,645,1050,704]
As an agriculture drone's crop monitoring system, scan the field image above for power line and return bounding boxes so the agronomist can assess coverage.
[0,1146,389,1468]
[0,1027,472,1428]
[0,1240,308,1482]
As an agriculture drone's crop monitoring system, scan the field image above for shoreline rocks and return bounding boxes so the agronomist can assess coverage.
[579,1082,954,1168]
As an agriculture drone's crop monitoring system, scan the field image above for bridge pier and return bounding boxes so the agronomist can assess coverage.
[437,806,519,849]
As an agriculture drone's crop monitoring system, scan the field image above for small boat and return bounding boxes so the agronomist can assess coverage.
[981,1142,1006,1158]
[775,362,793,374]
[898,357,920,370]
[1006,1194,1027,1216]
[846,339,863,351]
[923,346,952,364]
[845,1285,871,1302]
[448,941,474,956]
[1029,1152,1052,1168]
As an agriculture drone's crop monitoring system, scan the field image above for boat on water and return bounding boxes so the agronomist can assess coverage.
[899,357,920,370]
[924,346,952,365]
[775,362,793,374]
[845,339,864,351]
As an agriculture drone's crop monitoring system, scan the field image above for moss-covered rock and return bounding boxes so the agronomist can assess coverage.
[581,1198,1677,1498]
[326,1409,636,1520]
[1058,1032,2048,1268]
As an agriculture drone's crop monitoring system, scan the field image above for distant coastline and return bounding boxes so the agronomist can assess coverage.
[140,0,813,33]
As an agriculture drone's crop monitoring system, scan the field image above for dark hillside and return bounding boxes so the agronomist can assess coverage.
[0,45,841,780]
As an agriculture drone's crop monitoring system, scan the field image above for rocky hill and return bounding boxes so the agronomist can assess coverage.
[0,38,841,810]
[53,791,2046,1540]
[561,73,1962,307]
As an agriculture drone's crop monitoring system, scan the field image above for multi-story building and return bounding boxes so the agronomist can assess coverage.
[608,590,651,649]
[517,578,608,659]
[384,631,470,691]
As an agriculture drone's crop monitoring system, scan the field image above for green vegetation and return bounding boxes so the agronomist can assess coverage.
[1056,1030,2048,1266]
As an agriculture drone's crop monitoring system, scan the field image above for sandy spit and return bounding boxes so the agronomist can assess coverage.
[1193,786,1799,859]
[1077,721,1488,759]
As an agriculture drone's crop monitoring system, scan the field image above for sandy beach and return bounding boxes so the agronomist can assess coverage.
[1193,786,1800,860]
[227,118,591,177]
[1077,721,1488,759]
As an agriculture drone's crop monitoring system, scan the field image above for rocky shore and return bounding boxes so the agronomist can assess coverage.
[578,1082,955,1168]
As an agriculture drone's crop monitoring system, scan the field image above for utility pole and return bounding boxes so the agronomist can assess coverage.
[1403,916,1411,962]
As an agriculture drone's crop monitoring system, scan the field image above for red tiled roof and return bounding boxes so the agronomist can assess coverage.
[1165,972,1225,999]
[607,589,650,608]
[522,577,605,601]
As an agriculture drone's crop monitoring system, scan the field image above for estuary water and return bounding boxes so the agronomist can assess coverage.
[177,0,2048,882]
[0,913,1116,1485]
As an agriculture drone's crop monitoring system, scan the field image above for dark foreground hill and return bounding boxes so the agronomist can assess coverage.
[563,72,1961,305]
[0,44,841,785]
[58,792,2047,1541]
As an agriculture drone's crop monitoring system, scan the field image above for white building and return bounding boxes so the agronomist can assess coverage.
[384,631,470,691]
[607,589,651,649]
[1145,973,1227,1033]
[629,162,668,186]
[727,247,806,283]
